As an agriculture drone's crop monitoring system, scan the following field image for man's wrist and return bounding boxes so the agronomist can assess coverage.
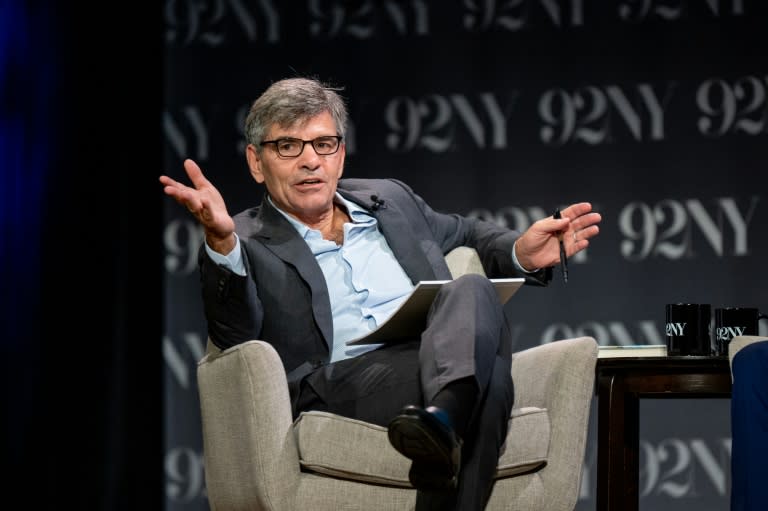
[206,232,236,255]
[512,241,539,274]
[205,234,245,276]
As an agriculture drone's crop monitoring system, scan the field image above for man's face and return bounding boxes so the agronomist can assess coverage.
[247,111,345,223]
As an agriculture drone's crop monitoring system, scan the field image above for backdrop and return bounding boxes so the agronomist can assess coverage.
[161,2,767,510]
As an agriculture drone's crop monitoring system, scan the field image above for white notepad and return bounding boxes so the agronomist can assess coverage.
[346,278,525,346]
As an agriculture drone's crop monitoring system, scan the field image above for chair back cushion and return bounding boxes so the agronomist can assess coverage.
[445,246,486,278]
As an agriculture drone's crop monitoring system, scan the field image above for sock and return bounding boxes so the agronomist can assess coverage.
[429,377,478,439]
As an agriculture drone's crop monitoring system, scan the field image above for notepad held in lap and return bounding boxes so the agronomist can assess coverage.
[346,278,525,346]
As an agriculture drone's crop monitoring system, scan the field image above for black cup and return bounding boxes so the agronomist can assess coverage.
[665,303,712,356]
[713,307,768,356]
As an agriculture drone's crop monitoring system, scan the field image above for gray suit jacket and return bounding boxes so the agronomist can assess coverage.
[201,178,549,382]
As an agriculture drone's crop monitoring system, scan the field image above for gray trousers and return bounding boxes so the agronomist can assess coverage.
[296,274,515,510]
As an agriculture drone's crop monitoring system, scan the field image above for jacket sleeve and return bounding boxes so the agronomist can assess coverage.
[199,244,265,350]
[388,178,551,286]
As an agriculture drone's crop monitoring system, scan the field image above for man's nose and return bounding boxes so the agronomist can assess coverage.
[298,144,322,167]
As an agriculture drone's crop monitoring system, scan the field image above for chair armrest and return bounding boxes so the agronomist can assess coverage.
[510,336,599,509]
[197,340,299,511]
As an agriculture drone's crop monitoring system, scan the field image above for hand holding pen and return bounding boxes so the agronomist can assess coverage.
[508,203,602,279]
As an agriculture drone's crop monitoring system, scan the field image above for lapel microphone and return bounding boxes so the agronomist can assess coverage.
[370,195,386,211]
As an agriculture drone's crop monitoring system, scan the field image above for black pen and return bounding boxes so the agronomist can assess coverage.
[553,208,568,283]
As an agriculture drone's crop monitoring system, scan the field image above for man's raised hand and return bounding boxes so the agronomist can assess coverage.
[159,159,236,254]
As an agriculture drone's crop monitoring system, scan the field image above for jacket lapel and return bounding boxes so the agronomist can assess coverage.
[252,200,334,349]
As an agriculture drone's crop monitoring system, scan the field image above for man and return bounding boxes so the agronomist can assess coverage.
[159,77,601,509]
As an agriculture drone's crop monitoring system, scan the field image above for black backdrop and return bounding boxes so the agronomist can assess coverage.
[161,3,767,511]
[6,2,766,511]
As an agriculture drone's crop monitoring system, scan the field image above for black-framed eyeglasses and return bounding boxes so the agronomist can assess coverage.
[260,135,343,158]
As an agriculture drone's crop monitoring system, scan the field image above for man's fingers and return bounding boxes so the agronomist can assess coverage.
[162,160,226,229]
[569,212,602,233]
[545,215,570,236]
[184,158,212,190]
[579,224,600,241]
[562,202,593,220]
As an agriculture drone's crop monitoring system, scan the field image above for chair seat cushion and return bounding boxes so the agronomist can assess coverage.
[294,406,550,487]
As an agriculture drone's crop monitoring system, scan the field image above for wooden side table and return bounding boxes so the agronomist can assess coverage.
[595,356,732,511]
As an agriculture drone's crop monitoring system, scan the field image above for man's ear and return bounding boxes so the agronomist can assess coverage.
[246,144,265,183]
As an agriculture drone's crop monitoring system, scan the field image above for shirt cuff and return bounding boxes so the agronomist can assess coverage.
[205,234,246,276]
[512,241,539,274]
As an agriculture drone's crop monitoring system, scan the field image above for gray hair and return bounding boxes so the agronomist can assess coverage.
[244,77,348,150]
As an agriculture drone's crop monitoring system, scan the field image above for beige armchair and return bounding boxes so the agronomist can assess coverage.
[197,248,598,511]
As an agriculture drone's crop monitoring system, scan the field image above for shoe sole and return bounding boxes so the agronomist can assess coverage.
[388,414,454,466]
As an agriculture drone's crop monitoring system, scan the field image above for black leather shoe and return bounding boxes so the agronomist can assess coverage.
[387,405,463,490]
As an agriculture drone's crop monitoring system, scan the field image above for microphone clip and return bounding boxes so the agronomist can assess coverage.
[370,195,387,211]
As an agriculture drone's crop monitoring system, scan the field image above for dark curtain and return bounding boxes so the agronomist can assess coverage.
[3,3,164,509]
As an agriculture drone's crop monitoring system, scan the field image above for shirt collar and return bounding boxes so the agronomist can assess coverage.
[268,193,374,239]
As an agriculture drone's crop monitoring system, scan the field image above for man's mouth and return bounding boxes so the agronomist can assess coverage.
[297,179,322,186]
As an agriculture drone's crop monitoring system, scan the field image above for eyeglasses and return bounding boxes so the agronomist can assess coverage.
[260,135,343,158]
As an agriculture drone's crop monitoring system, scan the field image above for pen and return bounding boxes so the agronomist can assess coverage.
[553,208,568,283]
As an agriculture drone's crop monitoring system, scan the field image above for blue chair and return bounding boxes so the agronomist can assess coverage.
[728,335,768,511]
